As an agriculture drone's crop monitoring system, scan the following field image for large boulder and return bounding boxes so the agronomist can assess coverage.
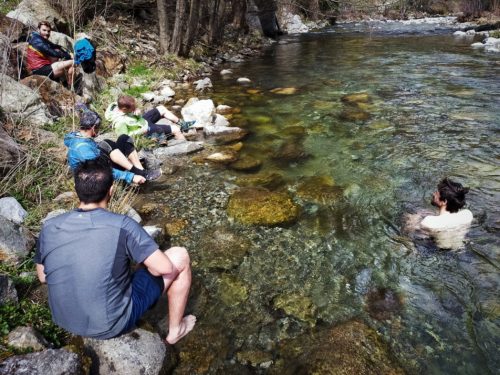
[227,187,300,226]
[271,320,404,374]
[0,74,52,126]
[0,273,18,305]
[0,14,28,42]
[278,12,309,34]
[203,126,248,144]
[21,75,80,117]
[0,348,84,374]
[48,31,73,52]
[0,125,22,176]
[83,328,167,375]
[0,197,28,224]
[181,98,216,128]
[153,140,204,159]
[7,0,69,33]
[96,50,126,78]
[0,215,35,263]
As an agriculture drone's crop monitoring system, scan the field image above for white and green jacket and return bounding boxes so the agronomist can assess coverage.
[105,103,148,137]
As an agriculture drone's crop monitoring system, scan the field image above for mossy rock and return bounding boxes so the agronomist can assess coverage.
[205,150,238,164]
[197,226,252,270]
[283,125,307,138]
[235,172,285,190]
[273,293,317,325]
[218,274,249,306]
[247,89,262,95]
[295,176,343,205]
[164,218,188,237]
[254,115,272,124]
[236,350,273,367]
[227,187,300,226]
[339,108,371,122]
[271,320,404,375]
[341,92,370,104]
[273,141,310,163]
[365,288,403,321]
[230,156,263,172]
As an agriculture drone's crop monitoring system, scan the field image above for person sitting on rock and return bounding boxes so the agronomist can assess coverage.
[419,177,473,249]
[27,21,75,85]
[105,95,187,143]
[35,158,196,344]
[64,105,161,184]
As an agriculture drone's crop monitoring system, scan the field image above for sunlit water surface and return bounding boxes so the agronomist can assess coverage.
[150,22,499,374]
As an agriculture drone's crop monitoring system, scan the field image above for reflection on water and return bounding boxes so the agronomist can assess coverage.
[159,23,499,374]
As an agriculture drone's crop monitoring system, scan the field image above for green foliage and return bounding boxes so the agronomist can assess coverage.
[42,116,78,138]
[489,30,500,38]
[0,300,67,347]
[124,84,150,97]
[0,0,20,15]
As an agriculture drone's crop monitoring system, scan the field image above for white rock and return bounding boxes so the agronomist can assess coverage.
[0,197,28,224]
[237,77,251,84]
[220,69,233,76]
[484,37,500,45]
[49,31,73,52]
[160,86,175,97]
[279,12,309,34]
[485,45,500,53]
[125,206,142,224]
[216,104,232,114]
[143,225,163,240]
[8,326,49,351]
[214,113,230,127]
[7,0,68,30]
[204,125,244,136]
[181,98,216,128]
[471,42,485,48]
[466,29,476,35]
[453,31,466,36]
[141,92,156,102]
[194,77,213,91]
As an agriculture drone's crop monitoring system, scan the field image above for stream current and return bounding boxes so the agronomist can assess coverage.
[144,20,499,374]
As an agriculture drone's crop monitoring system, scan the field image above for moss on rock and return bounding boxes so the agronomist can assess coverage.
[295,176,343,205]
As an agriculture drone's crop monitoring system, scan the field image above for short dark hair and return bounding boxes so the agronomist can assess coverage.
[37,21,52,30]
[74,158,113,204]
[117,95,136,111]
[437,177,469,213]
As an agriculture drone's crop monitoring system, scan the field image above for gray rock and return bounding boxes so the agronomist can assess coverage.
[0,126,22,177]
[7,326,49,351]
[143,225,163,240]
[0,273,18,305]
[82,71,105,102]
[6,0,68,31]
[181,98,216,128]
[125,206,142,224]
[160,86,175,97]
[52,191,76,202]
[204,125,244,137]
[41,209,67,223]
[194,77,213,91]
[220,69,233,76]
[213,114,230,127]
[237,77,251,84]
[48,31,73,52]
[141,92,156,102]
[0,348,84,375]
[83,328,166,375]
[0,74,53,126]
[153,141,204,158]
[0,216,35,263]
[0,197,28,224]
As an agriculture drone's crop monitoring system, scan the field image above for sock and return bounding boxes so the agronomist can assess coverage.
[130,166,146,177]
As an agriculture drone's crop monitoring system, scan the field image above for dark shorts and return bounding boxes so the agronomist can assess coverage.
[32,64,54,77]
[98,134,135,158]
[120,268,165,334]
[143,108,172,136]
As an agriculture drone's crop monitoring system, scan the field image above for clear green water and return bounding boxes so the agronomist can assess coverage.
[161,25,499,374]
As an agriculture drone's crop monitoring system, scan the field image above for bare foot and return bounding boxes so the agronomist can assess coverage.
[166,315,197,344]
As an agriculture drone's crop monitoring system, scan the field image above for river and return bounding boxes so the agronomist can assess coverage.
[143,20,500,374]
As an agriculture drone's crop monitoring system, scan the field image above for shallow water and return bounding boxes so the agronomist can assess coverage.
[149,22,499,374]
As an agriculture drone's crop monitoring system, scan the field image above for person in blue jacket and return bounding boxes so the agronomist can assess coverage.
[64,107,161,184]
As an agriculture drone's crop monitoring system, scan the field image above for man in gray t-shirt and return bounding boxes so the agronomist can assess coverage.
[35,158,196,344]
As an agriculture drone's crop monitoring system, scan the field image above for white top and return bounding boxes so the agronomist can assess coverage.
[421,209,473,249]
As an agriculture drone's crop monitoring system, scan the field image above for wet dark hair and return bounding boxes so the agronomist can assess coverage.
[74,158,113,204]
[437,177,469,213]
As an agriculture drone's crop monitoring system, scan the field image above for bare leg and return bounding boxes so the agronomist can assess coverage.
[109,149,133,171]
[157,105,179,123]
[52,60,75,86]
[170,124,186,141]
[159,247,196,344]
[127,150,144,170]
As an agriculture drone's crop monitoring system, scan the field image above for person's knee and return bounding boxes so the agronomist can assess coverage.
[156,105,167,116]
[171,124,181,134]
[165,246,190,268]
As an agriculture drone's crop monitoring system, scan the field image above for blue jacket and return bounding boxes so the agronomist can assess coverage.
[27,32,71,60]
[64,132,134,184]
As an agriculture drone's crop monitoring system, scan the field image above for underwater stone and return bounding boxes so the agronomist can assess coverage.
[339,108,371,121]
[227,187,300,226]
[273,293,317,325]
[273,141,310,163]
[365,288,403,321]
[205,150,238,163]
[164,218,188,237]
[295,176,343,205]
[230,156,263,172]
[270,87,298,95]
[235,172,285,190]
[341,92,370,104]
[218,274,249,306]
[236,350,273,368]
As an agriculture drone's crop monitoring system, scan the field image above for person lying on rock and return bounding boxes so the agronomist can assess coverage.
[64,105,161,184]
[27,21,75,86]
[404,177,473,250]
[35,158,196,344]
[105,95,188,143]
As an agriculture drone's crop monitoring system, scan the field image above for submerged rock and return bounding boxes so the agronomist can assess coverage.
[227,187,300,226]
[237,77,251,84]
[230,156,262,172]
[235,172,285,190]
[272,320,404,374]
[341,92,371,104]
[197,226,251,270]
[205,150,238,164]
[273,141,310,163]
[295,176,343,205]
[270,87,298,95]
[365,288,403,321]
[218,274,249,306]
[273,293,317,325]
[339,108,371,121]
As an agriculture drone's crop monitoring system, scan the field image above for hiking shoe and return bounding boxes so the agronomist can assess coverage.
[179,119,196,132]
[145,168,162,181]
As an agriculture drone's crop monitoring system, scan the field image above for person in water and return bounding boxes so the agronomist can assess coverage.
[420,177,473,249]
[35,158,196,343]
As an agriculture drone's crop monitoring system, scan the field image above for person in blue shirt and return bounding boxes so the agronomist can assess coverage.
[64,106,161,184]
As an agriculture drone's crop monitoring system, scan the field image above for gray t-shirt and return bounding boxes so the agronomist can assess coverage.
[34,208,158,339]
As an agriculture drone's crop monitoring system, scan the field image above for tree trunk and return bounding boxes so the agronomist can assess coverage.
[232,0,247,30]
[157,0,169,53]
[308,0,320,20]
[170,0,187,54]
[180,0,201,57]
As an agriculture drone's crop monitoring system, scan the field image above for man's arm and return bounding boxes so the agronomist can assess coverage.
[143,250,174,276]
[36,264,46,284]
